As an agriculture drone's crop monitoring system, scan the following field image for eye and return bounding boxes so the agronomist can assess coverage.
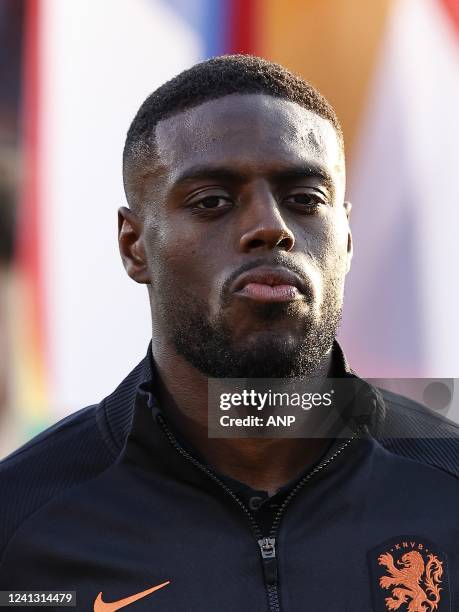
[283,191,326,213]
[194,195,232,210]
[185,188,234,218]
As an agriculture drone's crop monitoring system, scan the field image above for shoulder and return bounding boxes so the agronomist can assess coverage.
[0,402,115,561]
[0,349,150,562]
[374,386,459,479]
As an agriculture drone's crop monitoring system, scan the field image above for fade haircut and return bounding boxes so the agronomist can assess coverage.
[123,54,344,212]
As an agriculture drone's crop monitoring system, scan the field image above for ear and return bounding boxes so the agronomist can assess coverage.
[343,201,353,273]
[118,206,150,284]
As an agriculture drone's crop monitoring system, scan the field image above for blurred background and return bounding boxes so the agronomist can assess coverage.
[1,0,459,458]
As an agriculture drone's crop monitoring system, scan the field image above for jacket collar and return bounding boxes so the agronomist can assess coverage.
[98,340,384,460]
[97,350,154,457]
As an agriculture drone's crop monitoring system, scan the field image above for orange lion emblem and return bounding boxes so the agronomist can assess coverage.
[378,550,443,611]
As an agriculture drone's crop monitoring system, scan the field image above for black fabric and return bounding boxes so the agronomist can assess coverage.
[0,340,458,612]
[375,387,459,478]
[211,438,336,536]
[0,405,113,564]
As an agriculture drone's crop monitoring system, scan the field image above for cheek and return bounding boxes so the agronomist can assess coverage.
[143,217,216,292]
[306,215,349,294]
[323,225,350,299]
[307,213,348,263]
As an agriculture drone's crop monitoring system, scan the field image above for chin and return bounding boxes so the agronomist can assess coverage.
[237,329,298,351]
[231,333,304,373]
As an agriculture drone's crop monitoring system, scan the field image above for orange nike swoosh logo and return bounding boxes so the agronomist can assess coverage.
[94,581,170,611]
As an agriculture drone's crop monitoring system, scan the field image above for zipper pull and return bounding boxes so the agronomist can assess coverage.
[258,537,278,585]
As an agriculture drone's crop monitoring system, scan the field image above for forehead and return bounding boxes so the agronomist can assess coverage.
[154,94,344,179]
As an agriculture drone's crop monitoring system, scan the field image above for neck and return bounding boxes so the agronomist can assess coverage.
[151,338,335,495]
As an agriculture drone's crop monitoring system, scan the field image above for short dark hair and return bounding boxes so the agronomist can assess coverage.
[123,54,343,211]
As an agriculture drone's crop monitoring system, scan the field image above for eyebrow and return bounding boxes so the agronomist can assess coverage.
[171,163,336,193]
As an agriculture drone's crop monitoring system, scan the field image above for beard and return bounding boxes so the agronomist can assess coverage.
[160,274,344,379]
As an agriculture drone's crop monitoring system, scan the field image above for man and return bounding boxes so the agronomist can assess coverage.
[1,55,458,611]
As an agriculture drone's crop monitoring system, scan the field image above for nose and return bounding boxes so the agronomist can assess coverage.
[239,183,295,253]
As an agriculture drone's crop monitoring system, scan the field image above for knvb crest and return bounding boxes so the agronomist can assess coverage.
[369,537,450,612]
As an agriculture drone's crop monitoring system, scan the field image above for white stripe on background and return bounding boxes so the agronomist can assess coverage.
[341,0,459,378]
[40,0,203,415]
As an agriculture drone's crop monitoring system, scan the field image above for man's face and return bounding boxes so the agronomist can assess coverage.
[128,93,351,377]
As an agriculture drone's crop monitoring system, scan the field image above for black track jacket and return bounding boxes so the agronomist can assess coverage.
[1,342,458,611]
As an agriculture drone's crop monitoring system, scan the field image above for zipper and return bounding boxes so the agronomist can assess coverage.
[157,413,362,612]
[258,537,280,612]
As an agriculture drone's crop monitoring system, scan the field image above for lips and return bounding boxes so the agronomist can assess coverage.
[231,267,309,303]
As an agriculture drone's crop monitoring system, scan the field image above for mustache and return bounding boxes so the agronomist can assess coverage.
[221,255,315,303]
